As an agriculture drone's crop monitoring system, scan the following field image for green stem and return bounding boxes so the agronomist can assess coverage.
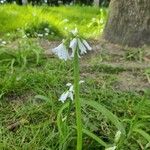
[66,100,72,124]
[74,49,82,150]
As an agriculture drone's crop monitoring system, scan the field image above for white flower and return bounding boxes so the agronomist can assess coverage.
[37,34,43,37]
[78,38,87,55]
[52,28,92,60]
[69,38,92,57]
[2,41,6,45]
[69,38,78,57]
[59,83,74,103]
[59,81,84,103]
[52,43,70,61]
[45,33,49,36]
[105,146,117,150]
[44,28,49,33]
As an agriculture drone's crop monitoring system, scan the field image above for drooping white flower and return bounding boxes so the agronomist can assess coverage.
[59,81,84,103]
[59,83,74,103]
[70,38,78,50]
[52,43,70,61]
[69,38,78,58]
[105,146,117,150]
[52,28,92,60]
[69,38,92,57]
[77,38,87,55]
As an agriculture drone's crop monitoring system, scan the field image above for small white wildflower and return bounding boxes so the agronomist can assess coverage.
[2,41,6,45]
[59,81,84,103]
[52,43,70,61]
[45,33,49,36]
[59,83,74,103]
[105,146,117,150]
[37,34,43,37]
[44,28,49,33]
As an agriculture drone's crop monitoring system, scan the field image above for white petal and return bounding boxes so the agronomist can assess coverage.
[52,43,70,61]
[70,38,78,50]
[82,39,92,51]
[59,91,69,103]
[70,48,76,58]
[68,92,73,101]
[78,38,87,55]
[69,85,74,92]
[66,83,72,87]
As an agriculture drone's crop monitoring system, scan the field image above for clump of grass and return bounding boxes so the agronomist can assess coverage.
[25,21,63,40]
[125,48,145,62]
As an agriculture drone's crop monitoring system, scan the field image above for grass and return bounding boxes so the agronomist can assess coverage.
[0,4,150,150]
[0,4,107,40]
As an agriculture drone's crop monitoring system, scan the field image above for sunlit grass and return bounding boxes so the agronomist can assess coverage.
[0,4,107,39]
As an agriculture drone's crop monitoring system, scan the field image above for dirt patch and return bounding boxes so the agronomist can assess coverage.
[114,72,150,92]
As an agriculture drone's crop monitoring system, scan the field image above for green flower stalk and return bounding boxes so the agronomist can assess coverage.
[52,28,92,150]
[74,47,82,150]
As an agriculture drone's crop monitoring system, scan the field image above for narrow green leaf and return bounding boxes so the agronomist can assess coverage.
[134,129,150,142]
[82,128,108,147]
[82,100,126,135]
[57,102,69,138]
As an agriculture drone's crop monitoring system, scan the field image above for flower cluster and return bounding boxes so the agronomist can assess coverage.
[52,28,92,61]
[59,81,84,103]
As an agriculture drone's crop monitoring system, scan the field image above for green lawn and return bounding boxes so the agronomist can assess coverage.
[0,4,150,150]
[0,4,106,40]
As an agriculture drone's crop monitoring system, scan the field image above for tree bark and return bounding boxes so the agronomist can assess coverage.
[104,0,150,47]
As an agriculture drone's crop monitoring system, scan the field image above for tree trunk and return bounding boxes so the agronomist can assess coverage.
[93,0,99,6]
[104,0,150,47]
[22,0,28,5]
